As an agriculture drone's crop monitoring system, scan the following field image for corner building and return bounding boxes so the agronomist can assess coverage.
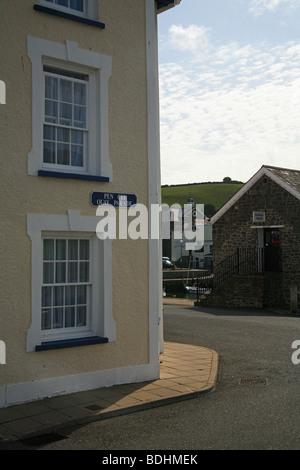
[0,0,180,407]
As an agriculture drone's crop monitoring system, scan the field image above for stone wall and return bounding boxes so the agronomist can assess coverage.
[200,272,289,310]
[203,274,264,309]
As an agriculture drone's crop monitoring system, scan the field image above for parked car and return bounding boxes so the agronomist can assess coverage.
[163,257,173,269]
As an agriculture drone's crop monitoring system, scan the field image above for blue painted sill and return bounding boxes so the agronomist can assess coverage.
[38,170,110,182]
[35,336,109,351]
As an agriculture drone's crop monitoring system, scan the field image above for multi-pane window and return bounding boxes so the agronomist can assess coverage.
[45,0,85,14]
[42,238,91,333]
[43,66,88,169]
[28,36,112,180]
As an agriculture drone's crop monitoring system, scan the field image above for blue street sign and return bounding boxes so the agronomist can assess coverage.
[91,192,137,208]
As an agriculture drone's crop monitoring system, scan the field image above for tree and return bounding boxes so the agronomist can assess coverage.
[223,177,232,183]
[204,204,216,218]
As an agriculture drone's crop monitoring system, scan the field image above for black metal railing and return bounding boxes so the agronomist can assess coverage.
[214,248,264,288]
[194,247,265,292]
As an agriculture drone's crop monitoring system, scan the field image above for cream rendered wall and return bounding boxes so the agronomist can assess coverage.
[0,0,159,405]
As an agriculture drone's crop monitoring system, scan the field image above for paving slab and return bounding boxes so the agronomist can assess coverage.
[0,342,218,443]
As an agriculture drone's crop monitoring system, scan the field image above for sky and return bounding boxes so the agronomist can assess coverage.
[157,0,300,185]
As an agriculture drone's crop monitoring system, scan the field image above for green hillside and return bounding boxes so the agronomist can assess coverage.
[161,182,244,217]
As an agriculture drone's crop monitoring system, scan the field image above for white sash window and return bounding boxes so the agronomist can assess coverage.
[39,0,99,20]
[43,66,88,170]
[42,237,91,335]
[26,211,116,351]
[44,0,86,15]
[27,36,112,181]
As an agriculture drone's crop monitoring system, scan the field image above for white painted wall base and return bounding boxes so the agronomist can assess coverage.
[0,360,159,408]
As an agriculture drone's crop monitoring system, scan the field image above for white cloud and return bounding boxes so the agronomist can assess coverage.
[159,31,300,185]
[168,24,212,58]
[249,0,298,17]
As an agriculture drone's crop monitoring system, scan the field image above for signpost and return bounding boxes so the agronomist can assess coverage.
[253,211,266,223]
[91,192,137,208]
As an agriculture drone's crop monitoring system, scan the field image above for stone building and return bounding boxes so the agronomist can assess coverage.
[207,165,300,310]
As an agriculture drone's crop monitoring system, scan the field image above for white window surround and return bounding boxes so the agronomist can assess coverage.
[38,0,99,21]
[26,210,116,352]
[27,35,112,181]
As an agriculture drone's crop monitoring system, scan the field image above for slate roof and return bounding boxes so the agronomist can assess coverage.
[210,165,300,224]
[264,165,300,194]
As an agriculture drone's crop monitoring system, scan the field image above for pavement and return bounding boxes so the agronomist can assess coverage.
[0,300,218,445]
